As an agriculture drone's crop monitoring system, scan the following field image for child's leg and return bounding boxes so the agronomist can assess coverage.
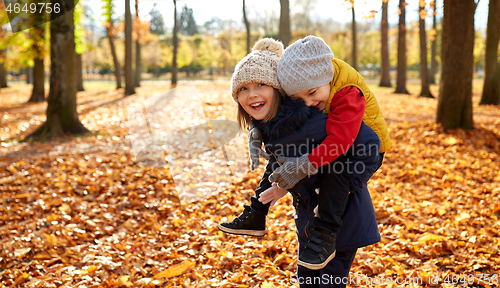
[218,164,272,236]
[297,244,358,287]
[315,153,351,233]
[248,165,273,213]
[318,249,357,287]
[297,153,350,270]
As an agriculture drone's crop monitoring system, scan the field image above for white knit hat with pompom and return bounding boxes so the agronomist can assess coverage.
[231,38,285,102]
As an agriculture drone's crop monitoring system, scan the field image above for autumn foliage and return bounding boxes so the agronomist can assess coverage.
[0,81,499,287]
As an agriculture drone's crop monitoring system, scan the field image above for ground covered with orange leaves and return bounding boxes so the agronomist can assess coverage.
[1,80,499,287]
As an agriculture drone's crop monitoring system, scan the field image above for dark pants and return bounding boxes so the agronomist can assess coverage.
[314,153,350,233]
[250,152,385,233]
[249,162,273,213]
[296,248,358,288]
[312,151,385,232]
[249,153,350,233]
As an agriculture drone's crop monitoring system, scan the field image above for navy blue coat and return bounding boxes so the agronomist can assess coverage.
[253,97,380,251]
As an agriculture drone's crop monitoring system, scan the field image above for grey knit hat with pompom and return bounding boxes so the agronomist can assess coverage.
[231,38,285,102]
[277,35,334,96]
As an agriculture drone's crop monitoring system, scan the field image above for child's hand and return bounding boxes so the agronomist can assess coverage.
[259,183,288,206]
[248,127,271,170]
[269,154,318,190]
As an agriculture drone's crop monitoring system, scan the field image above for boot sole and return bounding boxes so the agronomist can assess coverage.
[297,250,336,270]
[217,224,266,237]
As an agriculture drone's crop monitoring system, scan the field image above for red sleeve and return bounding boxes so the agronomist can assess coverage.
[308,86,366,168]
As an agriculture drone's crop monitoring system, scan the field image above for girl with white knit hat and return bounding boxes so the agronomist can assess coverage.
[218,37,381,283]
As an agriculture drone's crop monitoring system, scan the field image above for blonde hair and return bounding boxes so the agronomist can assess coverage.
[236,88,282,131]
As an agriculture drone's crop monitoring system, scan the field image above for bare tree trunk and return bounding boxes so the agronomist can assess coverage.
[480,0,500,105]
[125,0,135,96]
[395,0,409,94]
[28,1,89,140]
[28,59,45,102]
[75,52,84,91]
[429,1,438,84]
[419,4,433,98]
[279,0,291,47]
[243,0,250,54]
[351,5,357,70]
[107,25,122,89]
[380,0,391,87]
[28,24,45,102]
[134,0,141,88]
[437,0,476,131]
[26,67,33,84]
[172,0,178,86]
[0,50,7,88]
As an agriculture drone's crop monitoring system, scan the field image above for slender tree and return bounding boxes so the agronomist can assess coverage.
[103,0,121,89]
[135,0,141,87]
[0,50,6,88]
[75,3,85,91]
[28,0,89,139]
[418,1,433,98]
[172,0,178,86]
[279,0,291,47]
[429,0,438,84]
[75,52,84,91]
[178,5,198,35]
[149,3,165,35]
[125,0,135,95]
[395,0,409,94]
[351,1,357,70]
[26,66,33,84]
[380,0,391,87]
[480,0,500,105]
[437,0,476,131]
[28,25,46,102]
[243,0,250,54]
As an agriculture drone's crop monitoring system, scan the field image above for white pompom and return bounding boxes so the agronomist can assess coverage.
[252,38,284,58]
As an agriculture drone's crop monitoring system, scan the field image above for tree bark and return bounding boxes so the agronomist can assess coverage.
[28,59,45,102]
[0,50,7,88]
[279,0,291,47]
[419,4,433,98]
[75,52,84,91]
[125,0,135,96]
[429,1,438,84]
[395,0,409,94]
[26,67,33,84]
[134,0,141,88]
[480,0,500,105]
[107,24,122,89]
[380,0,391,87]
[437,0,476,131]
[27,1,89,140]
[243,0,250,54]
[351,5,357,70]
[172,0,178,86]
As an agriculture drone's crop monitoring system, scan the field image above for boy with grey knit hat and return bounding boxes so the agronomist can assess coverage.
[248,35,390,270]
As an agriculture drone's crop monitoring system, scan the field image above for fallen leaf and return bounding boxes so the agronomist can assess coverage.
[153,261,195,279]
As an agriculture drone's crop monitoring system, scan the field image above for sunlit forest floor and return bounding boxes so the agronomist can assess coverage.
[1,79,499,287]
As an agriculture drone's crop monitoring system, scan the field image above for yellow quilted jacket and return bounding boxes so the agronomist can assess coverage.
[324,59,391,153]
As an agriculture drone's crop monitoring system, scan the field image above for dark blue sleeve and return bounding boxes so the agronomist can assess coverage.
[348,122,380,192]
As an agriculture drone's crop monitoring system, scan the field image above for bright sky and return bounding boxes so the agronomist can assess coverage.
[84,0,489,31]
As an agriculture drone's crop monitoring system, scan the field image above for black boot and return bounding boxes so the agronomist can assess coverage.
[297,225,337,270]
[218,204,266,237]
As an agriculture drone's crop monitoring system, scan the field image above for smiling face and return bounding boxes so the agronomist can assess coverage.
[291,83,332,111]
[237,82,278,121]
